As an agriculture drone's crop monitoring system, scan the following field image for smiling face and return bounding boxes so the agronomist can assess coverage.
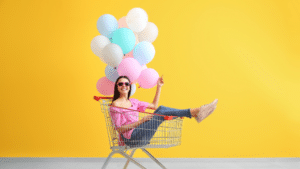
[117,78,131,96]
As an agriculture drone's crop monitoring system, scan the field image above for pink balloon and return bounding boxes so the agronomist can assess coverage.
[132,65,147,85]
[118,16,128,28]
[117,58,142,82]
[138,68,159,89]
[132,79,138,84]
[96,77,115,95]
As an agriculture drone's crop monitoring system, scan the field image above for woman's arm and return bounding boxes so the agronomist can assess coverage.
[116,114,153,133]
[148,75,164,109]
[149,86,161,109]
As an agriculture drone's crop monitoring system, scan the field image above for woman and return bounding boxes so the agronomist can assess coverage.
[109,75,218,147]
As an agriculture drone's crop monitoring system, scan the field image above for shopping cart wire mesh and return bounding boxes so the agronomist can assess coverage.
[94,96,184,169]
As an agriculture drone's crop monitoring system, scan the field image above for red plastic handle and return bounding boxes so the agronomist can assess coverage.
[94,96,112,101]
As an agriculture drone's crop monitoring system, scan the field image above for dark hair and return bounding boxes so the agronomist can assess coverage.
[112,76,132,102]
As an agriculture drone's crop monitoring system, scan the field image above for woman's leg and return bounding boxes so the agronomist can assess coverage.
[154,105,192,118]
[122,106,192,147]
[123,107,165,147]
[122,114,164,147]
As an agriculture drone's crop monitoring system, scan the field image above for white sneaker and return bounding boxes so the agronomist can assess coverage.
[212,99,218,109]
[195,99,219,123]
[196,102,214,123]
[207,99,218,116]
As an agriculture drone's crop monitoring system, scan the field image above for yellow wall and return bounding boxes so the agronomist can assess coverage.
[0,0,299,158]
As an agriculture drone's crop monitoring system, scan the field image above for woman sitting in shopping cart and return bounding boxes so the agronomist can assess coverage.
[109,75,218,147]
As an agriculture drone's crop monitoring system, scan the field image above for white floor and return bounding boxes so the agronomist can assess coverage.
[1,158,300,169]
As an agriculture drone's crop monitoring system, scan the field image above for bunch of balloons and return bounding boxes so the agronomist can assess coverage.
[91,8,159,96]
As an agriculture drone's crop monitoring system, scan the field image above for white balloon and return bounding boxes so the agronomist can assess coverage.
[91,35,111,62]
[137,22,158,43]
[102,43,123,68]
[130,83,137,96]
[126,8,148,33]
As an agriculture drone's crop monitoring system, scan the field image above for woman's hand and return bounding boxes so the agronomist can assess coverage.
[157,75,164,88]
[142,114,154,122]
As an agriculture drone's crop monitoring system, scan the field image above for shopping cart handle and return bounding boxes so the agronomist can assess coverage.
[94,96,113,101]
[164,116,184,120]
[164,116,174,120]
[94,96,100,101]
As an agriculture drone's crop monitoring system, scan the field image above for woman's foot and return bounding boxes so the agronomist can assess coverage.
[196,99,218,123]
[212,99,218,109]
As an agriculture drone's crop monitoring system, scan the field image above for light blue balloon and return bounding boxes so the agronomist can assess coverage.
[130,83,136,96]
[111,28,136,54]
[105,65,119,82]
[133,41,155,65]
[97,14,118,39]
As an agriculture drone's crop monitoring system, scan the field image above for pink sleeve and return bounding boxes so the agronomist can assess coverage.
[136,99,149,112]
[109,107,124,129]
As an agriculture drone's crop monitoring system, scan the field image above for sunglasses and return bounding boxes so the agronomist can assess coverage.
[117,82,130,87]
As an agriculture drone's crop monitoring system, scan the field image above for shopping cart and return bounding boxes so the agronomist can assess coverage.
[94,96,184,169]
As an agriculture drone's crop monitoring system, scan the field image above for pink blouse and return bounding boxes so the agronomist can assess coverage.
[109,98,149,146]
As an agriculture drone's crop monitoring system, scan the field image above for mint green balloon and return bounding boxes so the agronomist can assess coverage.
[111,28,136,54]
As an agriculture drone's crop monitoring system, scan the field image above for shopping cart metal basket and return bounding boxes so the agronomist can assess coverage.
[94,96,184,169]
